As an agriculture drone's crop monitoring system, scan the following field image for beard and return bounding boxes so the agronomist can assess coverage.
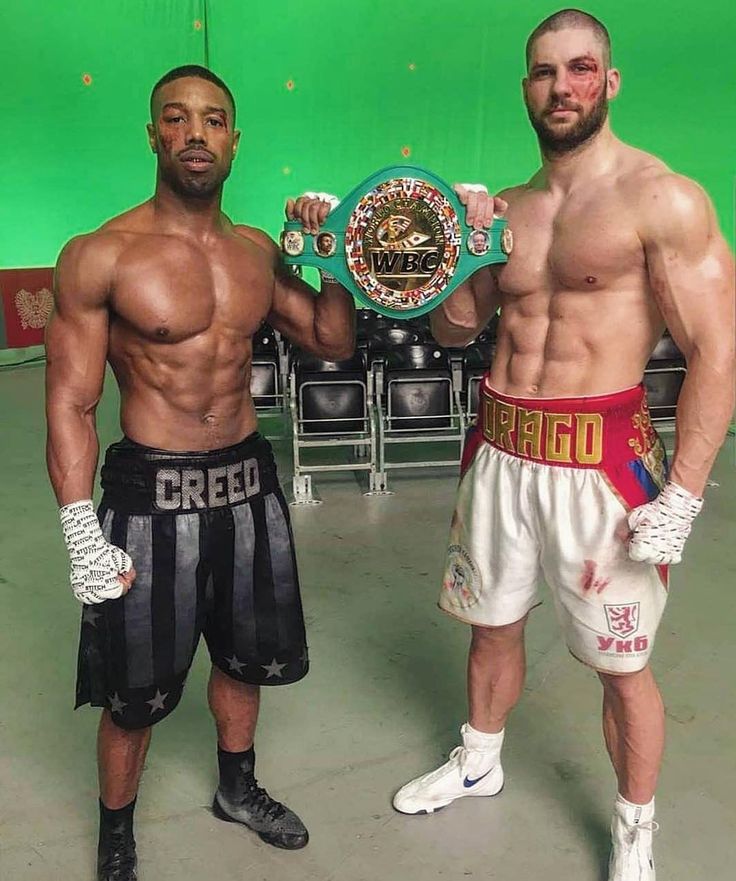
[159,161,231,200]
[527,88,609,155]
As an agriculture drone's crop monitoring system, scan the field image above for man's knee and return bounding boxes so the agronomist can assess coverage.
[471,615,528,648]
[100,708,154,739]
[598,665,657,698]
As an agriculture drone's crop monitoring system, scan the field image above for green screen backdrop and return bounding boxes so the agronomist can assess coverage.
[2,0,734,268]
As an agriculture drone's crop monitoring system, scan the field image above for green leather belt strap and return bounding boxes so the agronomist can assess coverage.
[280,165,512,319]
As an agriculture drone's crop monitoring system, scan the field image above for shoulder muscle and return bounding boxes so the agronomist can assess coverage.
[636,172,717,251]
[54,232,122,313]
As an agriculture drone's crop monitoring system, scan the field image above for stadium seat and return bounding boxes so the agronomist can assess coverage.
[251,325,281,411]
[289,351,378,503]
[374,344,466,490]
[462,342,495,419]
[644,331,686,427]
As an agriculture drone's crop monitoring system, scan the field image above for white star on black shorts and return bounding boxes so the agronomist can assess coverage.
[83,606,101,627]
[226,654,246,674]
[262,658,286,679]
[108,692,127,714]
[146,689,169,713]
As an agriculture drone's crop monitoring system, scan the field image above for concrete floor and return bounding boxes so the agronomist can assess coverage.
[1,363,734,881]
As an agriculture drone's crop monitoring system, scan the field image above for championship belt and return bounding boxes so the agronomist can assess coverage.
[280,165,512,319]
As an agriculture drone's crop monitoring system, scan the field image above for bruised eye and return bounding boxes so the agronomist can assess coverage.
[164,116,184,123]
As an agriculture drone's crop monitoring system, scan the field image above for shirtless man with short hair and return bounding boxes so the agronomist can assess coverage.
[46,64,353,880]
[392,11,734,880]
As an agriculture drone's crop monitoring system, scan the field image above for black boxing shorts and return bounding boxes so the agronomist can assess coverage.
[74,433,309,730]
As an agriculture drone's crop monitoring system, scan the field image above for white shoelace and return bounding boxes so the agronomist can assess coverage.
[420,746,467,785]
[621,819,659,843]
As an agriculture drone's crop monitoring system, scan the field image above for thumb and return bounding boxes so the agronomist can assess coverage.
[452,183,469,204]
[117,566,137,591]
[614,520,631,545]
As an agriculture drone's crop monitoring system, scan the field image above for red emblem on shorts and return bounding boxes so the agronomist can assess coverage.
[604,603,640,638]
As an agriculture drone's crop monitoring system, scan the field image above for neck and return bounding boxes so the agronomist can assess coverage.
[152,175,225,235]
[538,124,619,191]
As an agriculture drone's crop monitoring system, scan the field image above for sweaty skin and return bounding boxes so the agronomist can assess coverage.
[489,149,683,396]
[45,74,355,814]
[434,30,735,498]
[50,208,346,454]
[46,76,355,508]
[423,24,734,818]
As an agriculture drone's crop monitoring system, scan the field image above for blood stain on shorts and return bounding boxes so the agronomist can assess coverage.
[581,559,611,594]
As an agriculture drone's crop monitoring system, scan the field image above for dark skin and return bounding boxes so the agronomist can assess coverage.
[45,75,355,808]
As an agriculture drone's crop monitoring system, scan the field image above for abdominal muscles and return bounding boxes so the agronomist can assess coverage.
[110,327,258,451]
[489,286,663,398]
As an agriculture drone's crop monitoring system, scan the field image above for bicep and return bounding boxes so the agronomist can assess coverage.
[45,238,111,413]
[45,308,109,412]
[235,224,320,343]
[267,268,318,341]
[430,267,500,345]
[644,190,734,360]
[472,265,502,324]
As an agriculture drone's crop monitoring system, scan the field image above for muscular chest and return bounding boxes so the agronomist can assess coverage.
[111,236,272,342]
[499,188,645,297]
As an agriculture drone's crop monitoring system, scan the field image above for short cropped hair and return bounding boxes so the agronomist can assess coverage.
[526,8,611,69]
[150,64,236,119]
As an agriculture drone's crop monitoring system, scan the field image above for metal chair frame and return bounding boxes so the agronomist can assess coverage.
[289,369,378,505]
[643,362,687,454]
[372,372,466,492]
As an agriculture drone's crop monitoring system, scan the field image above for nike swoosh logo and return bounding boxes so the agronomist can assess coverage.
[463,768,494,788]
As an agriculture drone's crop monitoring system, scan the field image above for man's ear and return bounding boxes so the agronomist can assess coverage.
[606,68,621,100]
[146,122,157,154]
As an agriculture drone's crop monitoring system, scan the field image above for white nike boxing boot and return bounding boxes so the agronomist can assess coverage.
[608,794,658,880]
[392,723,504,815]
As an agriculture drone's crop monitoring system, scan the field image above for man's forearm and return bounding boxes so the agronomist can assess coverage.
[46,406,100,506]
[313,281,356,360]
[668,352,735,496]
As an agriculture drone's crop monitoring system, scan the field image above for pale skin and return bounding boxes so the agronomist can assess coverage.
[433,28,734,804]
[45,76,354,808]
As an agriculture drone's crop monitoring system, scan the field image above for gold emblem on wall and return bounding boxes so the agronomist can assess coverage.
[15,287,54,330]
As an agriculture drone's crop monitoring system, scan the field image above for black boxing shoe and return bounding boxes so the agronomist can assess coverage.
[213,746,308,850]
[97,799,137,881]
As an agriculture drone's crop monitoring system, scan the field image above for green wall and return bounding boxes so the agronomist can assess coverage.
[2,0,734,268]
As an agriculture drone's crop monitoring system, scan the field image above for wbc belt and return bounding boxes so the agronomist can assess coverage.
[280,165,513,319]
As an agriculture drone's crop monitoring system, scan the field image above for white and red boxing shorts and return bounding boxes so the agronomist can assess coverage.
[438,382,670,673]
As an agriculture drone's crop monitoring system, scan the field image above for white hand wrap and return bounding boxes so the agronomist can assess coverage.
[457,183,489,194]
[59,500,133,604]
[302,191,340,212]
[627,481,703,565]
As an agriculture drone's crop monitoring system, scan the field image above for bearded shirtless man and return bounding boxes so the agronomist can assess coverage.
[45,65,353,880]
[392,11,734,880]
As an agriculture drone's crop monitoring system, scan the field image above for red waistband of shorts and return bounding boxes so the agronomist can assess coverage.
[477,381,658,468]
